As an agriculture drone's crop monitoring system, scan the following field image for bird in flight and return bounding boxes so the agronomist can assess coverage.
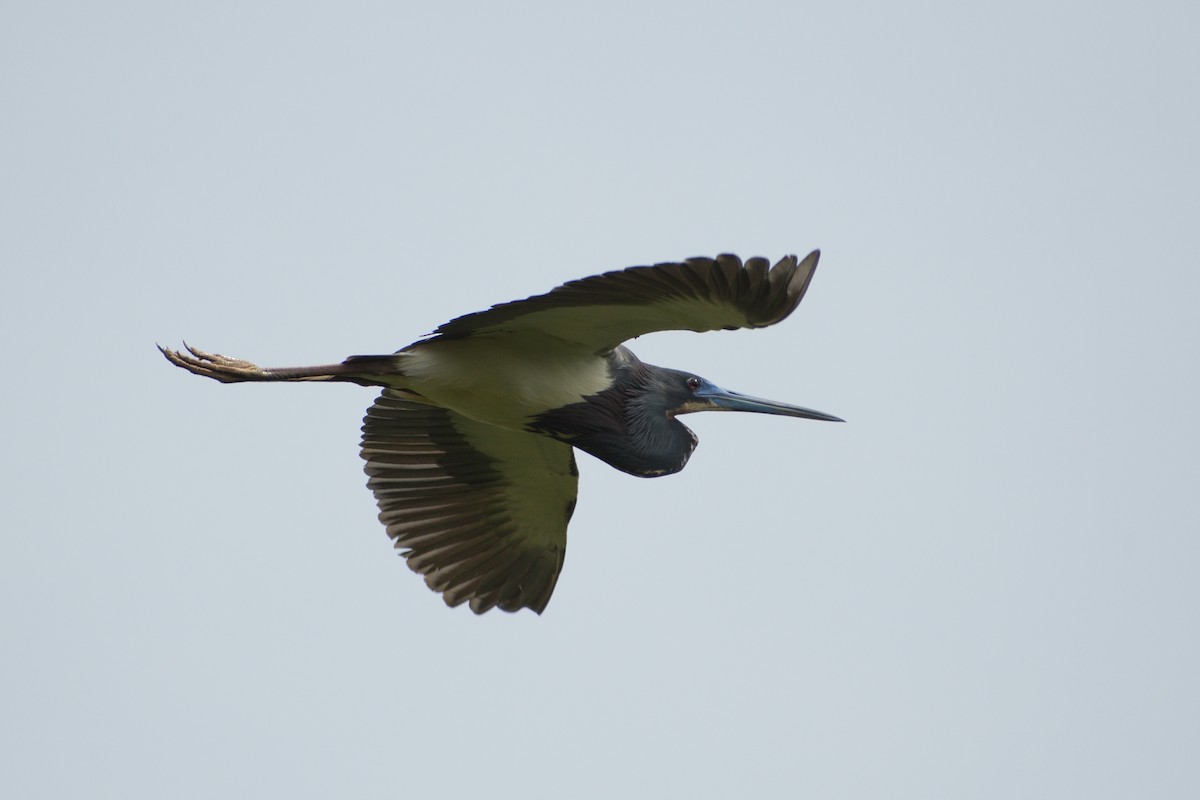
[160,251,841,614]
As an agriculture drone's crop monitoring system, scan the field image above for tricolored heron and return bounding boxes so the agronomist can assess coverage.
[160,251,841,614]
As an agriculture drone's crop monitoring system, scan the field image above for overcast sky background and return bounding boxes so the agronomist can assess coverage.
[3,2,1198,798]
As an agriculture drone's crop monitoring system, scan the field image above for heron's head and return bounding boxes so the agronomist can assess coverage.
[644,367,843,423]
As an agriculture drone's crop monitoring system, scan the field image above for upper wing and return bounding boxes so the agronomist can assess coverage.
[361,390,578,614]
[426,251,820,352]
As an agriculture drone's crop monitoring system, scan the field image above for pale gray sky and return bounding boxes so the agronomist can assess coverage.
[3,2,1198,798]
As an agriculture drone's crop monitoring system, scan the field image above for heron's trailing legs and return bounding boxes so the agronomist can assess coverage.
[158,343,397,387]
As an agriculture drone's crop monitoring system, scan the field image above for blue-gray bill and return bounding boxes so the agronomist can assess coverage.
[689,381,844,422]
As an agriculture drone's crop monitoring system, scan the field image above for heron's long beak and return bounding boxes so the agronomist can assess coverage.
[691,382,844,422]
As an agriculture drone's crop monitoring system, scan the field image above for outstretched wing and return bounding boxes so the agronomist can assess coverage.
[361,390,578,614]
[427,251,820,352]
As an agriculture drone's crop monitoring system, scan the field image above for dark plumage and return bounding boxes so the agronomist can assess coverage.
[530,347,700,477]
[160,251,841,614]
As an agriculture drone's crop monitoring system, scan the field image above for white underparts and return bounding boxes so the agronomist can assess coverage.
[385,332,611,430]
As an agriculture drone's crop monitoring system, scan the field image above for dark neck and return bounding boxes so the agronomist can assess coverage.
[527,348,697,478]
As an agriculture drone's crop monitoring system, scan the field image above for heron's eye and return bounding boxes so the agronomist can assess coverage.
[686,377,701,391]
